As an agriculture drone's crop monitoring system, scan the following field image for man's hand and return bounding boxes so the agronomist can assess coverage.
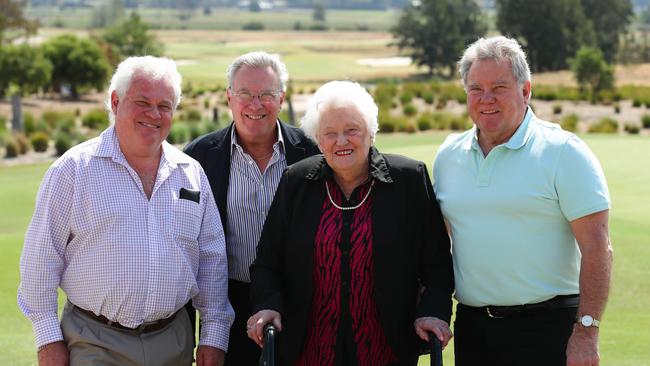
[196,345,225,366]
[246,310,282,347]
[37,341,68,366]
[566,325,599,366]
[414,316,453,348]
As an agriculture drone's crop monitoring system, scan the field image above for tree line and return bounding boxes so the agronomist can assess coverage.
[0,1,162,100]
[392,0,634,76]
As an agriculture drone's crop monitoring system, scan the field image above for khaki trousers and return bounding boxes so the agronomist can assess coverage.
[61,301,193,366]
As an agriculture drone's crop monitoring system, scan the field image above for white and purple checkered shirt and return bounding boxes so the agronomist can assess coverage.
[18,126,234,350]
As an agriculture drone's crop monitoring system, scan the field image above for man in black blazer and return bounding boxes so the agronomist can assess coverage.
[184,51,319,365]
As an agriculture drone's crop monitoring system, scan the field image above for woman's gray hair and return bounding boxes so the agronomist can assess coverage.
[226,51,289,92]
[300,80,378,143]
[458,36,531,88]
[105,56,182,124]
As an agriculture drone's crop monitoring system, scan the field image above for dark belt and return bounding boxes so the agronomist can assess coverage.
[461,295,579,319]
[73,305,179,333]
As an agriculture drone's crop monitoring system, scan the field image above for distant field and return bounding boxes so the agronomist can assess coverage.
[2,132,649,365]
[25,6,400,31]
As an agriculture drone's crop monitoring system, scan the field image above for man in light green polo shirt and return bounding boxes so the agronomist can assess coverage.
[433,36,612,366]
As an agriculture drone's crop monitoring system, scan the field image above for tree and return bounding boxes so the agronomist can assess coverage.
[249,0,261,12]
[0,44,52,97]
[90,0,125,28]
[0,44,51,132]
[496,0,595,72]
[0,0,38,44]
[43,34,111,99]
[101,12,163,66]
[569,46,614,103]
[313,1,326,22]
[392,0,487,77]
[580,0,632,63]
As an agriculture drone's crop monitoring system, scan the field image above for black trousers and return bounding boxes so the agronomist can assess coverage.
[454,302,578,366]
[225,279,261,366]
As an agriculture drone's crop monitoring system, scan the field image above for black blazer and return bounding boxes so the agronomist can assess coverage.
[250,148,453,365]
[182,121,319,344]
[183,121,320,230]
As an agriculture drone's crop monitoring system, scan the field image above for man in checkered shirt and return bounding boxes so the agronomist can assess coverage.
[18,56,234,366]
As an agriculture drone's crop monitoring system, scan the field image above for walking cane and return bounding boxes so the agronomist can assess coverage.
[259,323,276,366]
[429,332,443,366]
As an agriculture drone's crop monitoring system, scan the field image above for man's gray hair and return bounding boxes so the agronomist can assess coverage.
[105,56,182,124]
[300,80,378,143]
[226,51,289,92]
[458,36,531,88]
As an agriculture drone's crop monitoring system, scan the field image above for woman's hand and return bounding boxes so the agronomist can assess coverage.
[414,316,453,349]
[246,310,283,347]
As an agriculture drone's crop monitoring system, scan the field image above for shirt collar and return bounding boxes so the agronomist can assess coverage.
[305,146,393,183]
[91,125,192,168]
[230,120,285,154]
[462,107,535,152]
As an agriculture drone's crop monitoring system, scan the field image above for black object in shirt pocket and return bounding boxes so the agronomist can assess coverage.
[179,188,200,203]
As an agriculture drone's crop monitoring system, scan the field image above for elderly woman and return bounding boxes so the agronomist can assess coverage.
[246,80,453,366]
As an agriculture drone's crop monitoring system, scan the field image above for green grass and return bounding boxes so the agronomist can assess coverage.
[1,132,649,365]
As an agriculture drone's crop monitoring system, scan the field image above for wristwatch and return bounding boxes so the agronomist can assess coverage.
[577,314,600,328]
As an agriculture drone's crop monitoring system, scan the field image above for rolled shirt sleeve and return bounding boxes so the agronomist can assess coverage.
[18,163,74,348]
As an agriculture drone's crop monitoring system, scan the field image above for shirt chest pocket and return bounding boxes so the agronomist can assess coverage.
[169,199,203,250]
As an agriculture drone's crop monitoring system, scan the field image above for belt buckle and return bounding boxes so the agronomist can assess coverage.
[486,307,505,319]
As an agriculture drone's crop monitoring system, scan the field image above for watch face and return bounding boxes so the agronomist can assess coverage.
[581,315,594,326]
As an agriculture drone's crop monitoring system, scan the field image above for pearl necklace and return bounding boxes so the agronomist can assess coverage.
[325,179,375,211]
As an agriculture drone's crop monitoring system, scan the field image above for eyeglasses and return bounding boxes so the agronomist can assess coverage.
[231,90,281,103]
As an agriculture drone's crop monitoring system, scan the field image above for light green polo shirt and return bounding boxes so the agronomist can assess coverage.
[433,109,610,307]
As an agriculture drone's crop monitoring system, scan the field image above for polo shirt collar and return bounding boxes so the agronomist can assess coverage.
[305,146,393,183]
[462,107,535,152]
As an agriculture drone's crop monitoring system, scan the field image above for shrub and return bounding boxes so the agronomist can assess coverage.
[422,92,434,105]
[167,123,190,144]
[561,114,579,132]
[403,104,418,117]
[402,83,426,98]
[417,114,432,131]
[308,23,328,31]
[614,104,621,114]
[242,22,264,30]
[5,138,19,158]
[14,133,31,154]
[183,108,202,122]
[449,116,471,131]
[31,132,50,152]
[204,98,210,109]
[41,110,75,131]
[54,132,73,156]
[633,98,642,108]
[21,113,35,135]
[378,109,396,133]
[82,108,109,130]
[624,124,640,134]
[589,118,618,133]
[435,97,448,110]
[399,92,413,105]
[552,104,563,114]
[641,115,650,128]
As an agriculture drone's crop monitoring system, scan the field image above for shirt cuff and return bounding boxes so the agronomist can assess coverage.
[198,318,231,352]
[31,315,64,349]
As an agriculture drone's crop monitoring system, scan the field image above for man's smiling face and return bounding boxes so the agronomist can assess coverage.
[112,73,175,157]
[227,65,285,143]
[466,58,530,145]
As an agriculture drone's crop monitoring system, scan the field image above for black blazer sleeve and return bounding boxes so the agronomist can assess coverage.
[415,162,454,323]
